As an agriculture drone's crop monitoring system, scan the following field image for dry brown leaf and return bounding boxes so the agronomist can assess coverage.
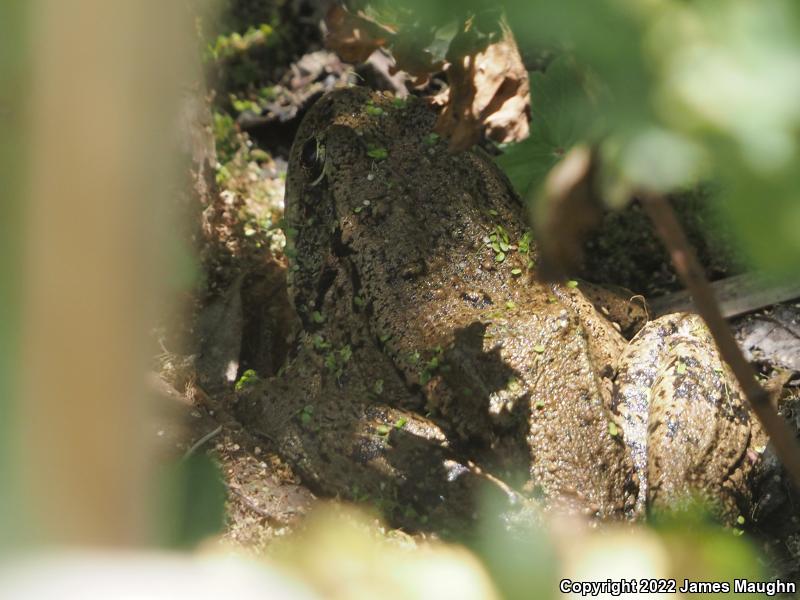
[436,20,530,151]
[534,145,603,281]
[324,7,529,151]
[324,4,394,64]
[326,5,442,85]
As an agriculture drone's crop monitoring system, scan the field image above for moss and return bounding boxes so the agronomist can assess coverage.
[212,110,238,164]
[203,0,321,111]
[234,368,259,391]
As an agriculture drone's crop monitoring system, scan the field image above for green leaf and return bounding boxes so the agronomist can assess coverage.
[157,455,226,549]
[496,57,596,197]
[518,231,532,254]
[234,369,259,392]
[340,344,353,363]
[312,335,331,351]
[367,147,388,160]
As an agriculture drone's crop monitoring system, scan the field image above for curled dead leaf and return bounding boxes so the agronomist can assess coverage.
[324,6,530,152]
[324,4,394,64]
[437,20,530,151]
[388,27,444,85]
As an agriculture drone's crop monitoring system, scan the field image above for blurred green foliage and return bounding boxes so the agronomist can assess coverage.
[212,109,239,167]
[510,0,800,277]
[0,0,28,547]
[497,56,596,197]
[392,0,800,277]
[156,454,227,549]
[648,502,766,599]
[205,23,281,91]
[281,498,767,599]
[469,502,558,600]
[203,0,319,123]
[206,23,276,62]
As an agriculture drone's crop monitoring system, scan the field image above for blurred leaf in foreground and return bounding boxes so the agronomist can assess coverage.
[273,505,500,600]
[498,0,800,277]
[468,499,558,600]
[0,0,28,546]
[156,454,227,549]
[649,500,765,596]
[531,145,602,279]
[648,0,800,277]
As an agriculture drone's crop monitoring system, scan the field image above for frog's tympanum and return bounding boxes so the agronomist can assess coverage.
[237,88,766,527]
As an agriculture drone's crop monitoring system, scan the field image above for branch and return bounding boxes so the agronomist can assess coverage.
[642,194,800,490]
[650,272,800,319]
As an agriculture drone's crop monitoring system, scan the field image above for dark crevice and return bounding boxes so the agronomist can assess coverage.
[313,263,337,313]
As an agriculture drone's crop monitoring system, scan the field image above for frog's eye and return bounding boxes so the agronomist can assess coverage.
[300,136,326,186]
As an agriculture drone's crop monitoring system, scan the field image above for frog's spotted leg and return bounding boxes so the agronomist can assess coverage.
[614,313,766,520]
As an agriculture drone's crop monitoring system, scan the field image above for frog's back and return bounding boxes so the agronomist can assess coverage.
[283,87,641,520]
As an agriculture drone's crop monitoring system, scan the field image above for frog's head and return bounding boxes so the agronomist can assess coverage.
[284,87,436,324]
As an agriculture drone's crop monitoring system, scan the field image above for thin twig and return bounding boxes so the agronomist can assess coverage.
[466,460,522,503]
[642,194,800,489]
[182,425,223,461]
[227,483,275,521]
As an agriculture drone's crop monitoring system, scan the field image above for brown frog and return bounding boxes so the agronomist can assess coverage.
[237,87,766,526]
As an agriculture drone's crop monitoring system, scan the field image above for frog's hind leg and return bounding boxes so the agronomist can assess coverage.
[615,313,765,521]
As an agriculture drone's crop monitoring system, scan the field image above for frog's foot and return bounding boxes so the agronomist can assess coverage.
[235,341,520,530]
[614,313,767,522]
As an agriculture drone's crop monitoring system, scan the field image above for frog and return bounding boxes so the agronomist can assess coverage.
[236,87,766,526]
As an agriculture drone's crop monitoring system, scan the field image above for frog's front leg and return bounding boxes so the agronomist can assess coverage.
[614,313,767,521]
[235,334,518,529]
